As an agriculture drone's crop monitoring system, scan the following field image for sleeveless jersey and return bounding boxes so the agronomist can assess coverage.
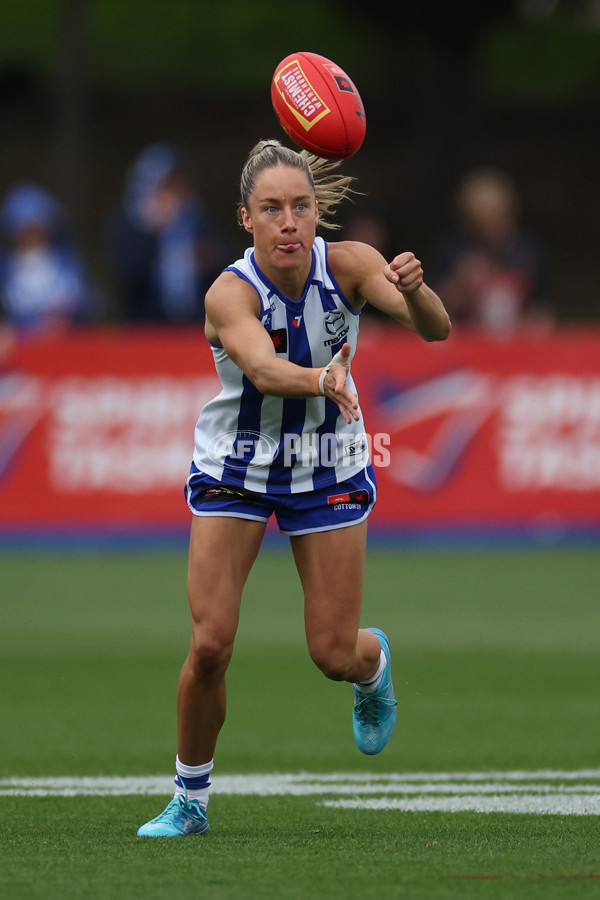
[192,236,370,494]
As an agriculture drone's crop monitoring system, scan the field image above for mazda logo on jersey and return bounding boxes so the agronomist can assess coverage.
[324,310,346,335]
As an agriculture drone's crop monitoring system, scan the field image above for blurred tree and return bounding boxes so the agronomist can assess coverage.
[54,0,90,226]
[1,0,599,320]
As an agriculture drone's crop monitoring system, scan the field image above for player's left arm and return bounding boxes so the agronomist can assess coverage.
[331,241,451,342]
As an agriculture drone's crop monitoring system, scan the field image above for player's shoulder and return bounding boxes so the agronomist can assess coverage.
[326,240,385,300]
[206,268,255,301]
[205,268,260,320]
[327,239,385,273]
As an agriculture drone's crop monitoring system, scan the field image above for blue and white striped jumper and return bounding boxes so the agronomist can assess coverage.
[193,236,371,494]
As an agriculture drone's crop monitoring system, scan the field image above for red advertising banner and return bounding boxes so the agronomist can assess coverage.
[1,325,599,544]
[351,324,600,542]
[0,329,219,538]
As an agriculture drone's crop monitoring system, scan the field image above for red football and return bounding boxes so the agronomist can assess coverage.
[271,51,366,160]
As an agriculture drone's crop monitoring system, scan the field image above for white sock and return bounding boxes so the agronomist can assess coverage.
[356,650,386,694]
[174,756,214,807]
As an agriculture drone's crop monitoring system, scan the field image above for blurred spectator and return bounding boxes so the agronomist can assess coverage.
[107,142,230,324]
[0,183,96,336]
[431,167,554,335]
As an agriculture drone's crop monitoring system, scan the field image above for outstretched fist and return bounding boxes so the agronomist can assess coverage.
[384,252,424,295]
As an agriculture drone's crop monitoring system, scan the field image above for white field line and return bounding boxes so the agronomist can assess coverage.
[1,771,600,814]
[322,796,600,815]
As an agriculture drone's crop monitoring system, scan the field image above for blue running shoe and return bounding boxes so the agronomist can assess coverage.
[137,796,209,837]
[353,628,397,755]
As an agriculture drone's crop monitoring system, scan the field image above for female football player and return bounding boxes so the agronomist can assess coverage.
[138,140,450,836]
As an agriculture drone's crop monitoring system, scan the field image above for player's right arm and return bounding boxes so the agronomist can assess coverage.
[204,272,359,422]
[329,241,451,342]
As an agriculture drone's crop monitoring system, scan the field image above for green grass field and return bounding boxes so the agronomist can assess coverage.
[1,545,599,898]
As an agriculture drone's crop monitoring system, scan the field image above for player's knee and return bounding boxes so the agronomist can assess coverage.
[188,632,233,681]
[309,639,354,682]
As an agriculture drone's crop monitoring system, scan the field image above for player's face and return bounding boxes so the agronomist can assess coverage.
[241,165,318,277]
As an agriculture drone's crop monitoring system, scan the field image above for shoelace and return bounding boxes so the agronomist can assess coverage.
[155,796,206,824]
[354,693,398,726]
[179,797,208,824]
[152,799,184,823]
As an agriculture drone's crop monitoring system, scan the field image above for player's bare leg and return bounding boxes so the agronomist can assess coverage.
[291,519,397,755]
[178,515,267,763]
[138,515,265,837]
[290,521,380,682]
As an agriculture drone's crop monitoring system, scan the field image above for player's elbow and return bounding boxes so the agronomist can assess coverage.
[244,358,290,397]
[422,315,452,342]
[246,366,271,395]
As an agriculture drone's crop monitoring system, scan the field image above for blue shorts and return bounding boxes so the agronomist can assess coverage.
[185,463,377,536]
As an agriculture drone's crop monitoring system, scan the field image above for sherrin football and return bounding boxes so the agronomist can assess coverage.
[271,51,366,159]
